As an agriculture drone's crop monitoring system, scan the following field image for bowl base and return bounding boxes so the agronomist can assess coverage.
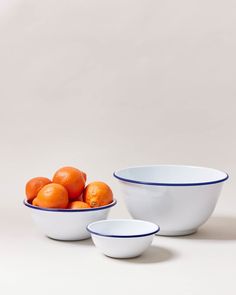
[46,235,91,241]
[156,228,198,237]
[104,253,143,259]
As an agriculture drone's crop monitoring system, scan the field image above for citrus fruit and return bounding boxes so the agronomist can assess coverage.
[52,166,86,201]
[32,197,38,206]
[83,181,113,208]
[68,201,90,209]
[33,183,68,209]
[25,177,51,202]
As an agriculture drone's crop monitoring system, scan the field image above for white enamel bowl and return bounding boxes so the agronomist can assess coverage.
[24,199,117,241]
[87,219,160,258]
[114,165,228,236]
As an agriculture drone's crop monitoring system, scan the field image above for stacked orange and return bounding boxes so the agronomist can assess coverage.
[25,166,113,209]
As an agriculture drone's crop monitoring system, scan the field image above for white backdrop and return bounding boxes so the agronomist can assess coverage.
[0,0,235,294]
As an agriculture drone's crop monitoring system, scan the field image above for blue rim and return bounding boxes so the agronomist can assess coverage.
[23,199,117,212]
[113,166,229,187]
[87,221,160,238]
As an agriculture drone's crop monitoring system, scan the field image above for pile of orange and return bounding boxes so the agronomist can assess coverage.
[25,166,113,209]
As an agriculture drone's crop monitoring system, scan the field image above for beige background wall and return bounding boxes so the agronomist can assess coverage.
[0,1,235,294]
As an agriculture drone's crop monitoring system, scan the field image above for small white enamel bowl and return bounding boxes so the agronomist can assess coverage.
[24,199,117,241]
[87,219,160,258]
[114,165,229,236]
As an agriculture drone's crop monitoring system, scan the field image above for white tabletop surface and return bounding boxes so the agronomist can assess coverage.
[1,0,236,294]
[2,188,236,295]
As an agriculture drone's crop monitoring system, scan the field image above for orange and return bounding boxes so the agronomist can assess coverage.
[52,166,85,201]
[33,183,68,209]
[32,197,38,206]
[68,201,90,209]
[83,181,113,208]
[25,177,51,202]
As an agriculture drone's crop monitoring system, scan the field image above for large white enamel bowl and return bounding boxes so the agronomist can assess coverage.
[24,199,117,241]
[113,165,228,236]
[87,219,160,258]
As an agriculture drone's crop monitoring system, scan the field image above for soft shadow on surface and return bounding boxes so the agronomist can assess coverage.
[115,245,177,264]
[47,236,94,246]
[179,216,236,241]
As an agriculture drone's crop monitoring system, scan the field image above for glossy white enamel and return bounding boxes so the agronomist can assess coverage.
[24,200,116,240]
[88,219,159,258]
[114,165,228,236]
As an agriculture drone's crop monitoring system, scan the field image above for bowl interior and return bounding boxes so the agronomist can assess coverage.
[87,219,159,237]
[114,165,228,185]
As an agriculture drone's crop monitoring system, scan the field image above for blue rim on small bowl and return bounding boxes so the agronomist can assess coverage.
[87,219,160,238]
[23,199,117,212]
[113,165,229,187]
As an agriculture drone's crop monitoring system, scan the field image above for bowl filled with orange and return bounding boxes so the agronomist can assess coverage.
[24,166,116,241]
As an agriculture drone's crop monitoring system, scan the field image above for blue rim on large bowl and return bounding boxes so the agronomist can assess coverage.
[23,199,117,212]
[87,219,160,238]
[113,165,229,187]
